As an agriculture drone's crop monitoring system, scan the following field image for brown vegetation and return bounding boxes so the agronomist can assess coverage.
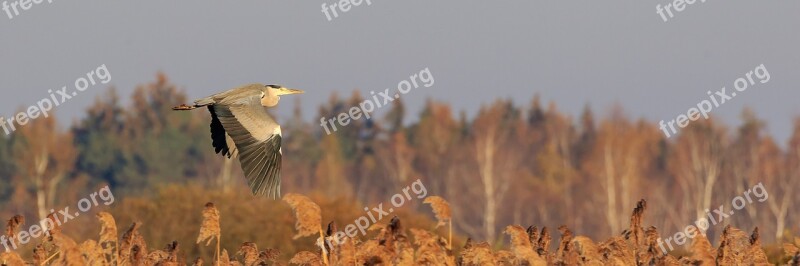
[1,76,798,253]
[1,75,798,264]
[0,195,796,265]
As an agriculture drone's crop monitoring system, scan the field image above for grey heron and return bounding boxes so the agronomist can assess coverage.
[173,84,304,198]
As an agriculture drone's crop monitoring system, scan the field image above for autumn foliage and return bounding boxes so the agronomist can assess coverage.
[0,75,799,264]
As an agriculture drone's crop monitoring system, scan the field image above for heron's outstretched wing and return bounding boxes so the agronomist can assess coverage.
[211,94,282,199]
[208,106,238,158]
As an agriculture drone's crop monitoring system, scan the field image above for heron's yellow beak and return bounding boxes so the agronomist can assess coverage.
[280,88,305,95]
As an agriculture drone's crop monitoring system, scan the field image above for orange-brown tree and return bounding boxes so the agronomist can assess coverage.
[667,118,727,233]
[13,114,77,220]
[471,100,525,241]
[586,108,662,235]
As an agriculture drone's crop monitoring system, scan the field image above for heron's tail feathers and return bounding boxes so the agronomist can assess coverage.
[172,104,198,111]
[172,97,216,111]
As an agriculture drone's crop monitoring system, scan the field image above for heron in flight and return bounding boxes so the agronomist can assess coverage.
[173,84,304,198]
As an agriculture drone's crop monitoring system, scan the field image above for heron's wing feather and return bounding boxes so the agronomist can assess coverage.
[208,106,237,158]
[226,133,239,158]
[212,94,282,198]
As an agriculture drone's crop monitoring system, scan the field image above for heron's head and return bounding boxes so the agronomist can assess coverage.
[265,84,304,96]
[261,84,304,107]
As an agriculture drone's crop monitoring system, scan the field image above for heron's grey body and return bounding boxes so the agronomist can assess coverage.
[174,84,304,199]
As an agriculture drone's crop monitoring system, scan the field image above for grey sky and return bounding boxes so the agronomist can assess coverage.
[1,1,798,142]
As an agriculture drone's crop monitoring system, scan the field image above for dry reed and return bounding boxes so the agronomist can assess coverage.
[0,194,788,265]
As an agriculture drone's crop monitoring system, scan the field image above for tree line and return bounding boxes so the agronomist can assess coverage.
[0,73,796,246]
